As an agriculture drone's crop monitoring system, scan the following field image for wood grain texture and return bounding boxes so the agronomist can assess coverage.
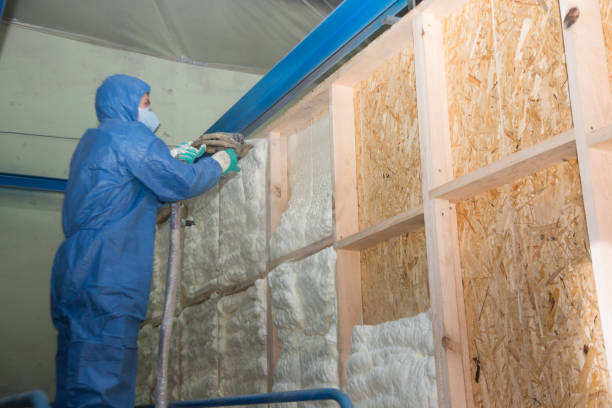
[443,0,572,178]
[335,205,424,250]
[431,129,577,202]
[353,46,422,230]
[361,227,430,325]
[457,159,610,406]
[599,0,612,95]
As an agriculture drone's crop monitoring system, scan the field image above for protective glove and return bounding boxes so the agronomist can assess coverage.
[170,142,206,164]
[212,149,241,175]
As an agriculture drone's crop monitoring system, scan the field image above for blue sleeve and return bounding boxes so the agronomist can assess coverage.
[128,137,223,202]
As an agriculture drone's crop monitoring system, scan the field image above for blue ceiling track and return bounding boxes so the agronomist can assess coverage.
[0,173,67,193]
[206,0,411,135]
[1,0,413,193]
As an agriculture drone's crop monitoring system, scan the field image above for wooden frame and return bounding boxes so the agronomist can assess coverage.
[256,0,612,403]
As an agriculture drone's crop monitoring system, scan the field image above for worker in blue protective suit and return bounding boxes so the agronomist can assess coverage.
[50,74,240,407]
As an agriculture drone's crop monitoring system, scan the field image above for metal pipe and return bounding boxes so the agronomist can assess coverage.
[0,173,67,193]
[0,390,51,408]
[155,201,183,408]
[138,388,353,408]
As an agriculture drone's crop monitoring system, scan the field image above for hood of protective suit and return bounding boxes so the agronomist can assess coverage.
[95,74,150,122]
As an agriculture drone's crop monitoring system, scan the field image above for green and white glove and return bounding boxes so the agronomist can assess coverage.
[170,142,206,164]
[212,149,241,175]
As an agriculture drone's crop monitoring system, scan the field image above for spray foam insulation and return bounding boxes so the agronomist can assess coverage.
[457,159,611,406]
[269,247,339,407]
[353,46,421,230]
[218,138,268,289]
[347,311,437,408]
[217,279,268,399]
[360,227,429,326]
[443,0,572,178]
[136,322,181,404]
[270,114,333,259]
[182,184,220,302]
[136,280,268,404]
[179,295,220,401]
[147,220,170,324]
[600,0,612,92]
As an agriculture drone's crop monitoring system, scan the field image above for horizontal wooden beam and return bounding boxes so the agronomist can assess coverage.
[270,235,334,269]
[335,205,424,250]
[431,129,577,202]
[588,122,612,151]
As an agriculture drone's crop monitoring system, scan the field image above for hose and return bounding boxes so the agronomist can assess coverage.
[155,201,182,408]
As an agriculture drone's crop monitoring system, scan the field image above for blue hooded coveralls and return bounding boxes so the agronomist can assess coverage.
[51,74,222,407]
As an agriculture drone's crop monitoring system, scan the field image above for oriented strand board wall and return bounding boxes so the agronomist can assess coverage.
[361,227,429,325]
[599,0,612,91]
[353,46,421,230]
[457,159,610,406]
[443,0,573,178]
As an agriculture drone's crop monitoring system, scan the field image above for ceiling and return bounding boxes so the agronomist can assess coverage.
[2,0,343,74]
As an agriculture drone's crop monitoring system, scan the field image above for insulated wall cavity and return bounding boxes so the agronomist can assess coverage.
[146,220,170,323]
[270,115,333,259]
[458,160,611,406]
[269,247,339,406]
[347,311,437,408]
[353,47,421,230]
[136,279,268,404]
[218,139,268,289]
[182,184,220,303]
[218,279,268,398]
[443,0,572,178]
[135,322,181,404]
[179,296,220,400]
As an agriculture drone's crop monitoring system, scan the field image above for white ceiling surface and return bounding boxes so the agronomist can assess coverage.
[3,0,342,73]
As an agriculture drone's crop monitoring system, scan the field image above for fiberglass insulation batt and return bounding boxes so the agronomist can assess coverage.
[270,115,333,259]
[347,311,438,408]
[269,247,339,407]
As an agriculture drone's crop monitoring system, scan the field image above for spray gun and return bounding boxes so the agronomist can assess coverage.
[154,132,249,408]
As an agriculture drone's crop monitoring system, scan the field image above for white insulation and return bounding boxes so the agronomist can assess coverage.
[347,311,438,408]
[218,139,268,289]
[269,247,339,407]
[182,184,220,301]
[218,279,268,398]
[270,115,333,259]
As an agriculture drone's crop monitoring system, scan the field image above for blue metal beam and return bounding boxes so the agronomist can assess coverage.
[206,0,409,135]
[0,173,67,193]
[136,388,353,408]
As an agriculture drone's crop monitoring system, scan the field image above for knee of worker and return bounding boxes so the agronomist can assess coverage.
[63,341,138,407]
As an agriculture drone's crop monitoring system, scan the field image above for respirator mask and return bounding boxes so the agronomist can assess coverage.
[138,107,160,133]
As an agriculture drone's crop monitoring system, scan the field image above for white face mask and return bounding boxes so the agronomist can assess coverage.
[138,107,160,133]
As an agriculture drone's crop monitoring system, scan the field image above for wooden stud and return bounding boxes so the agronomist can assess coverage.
[331,84,360,241]
[559,0,612,389]
[588,122,612,151]
[335,205,424,250]
[414,12,473,408]
[268,132,289,235]
[335,249,362,390]
[431,129,577,202]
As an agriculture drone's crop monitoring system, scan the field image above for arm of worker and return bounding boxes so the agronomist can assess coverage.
[128,136,223,202]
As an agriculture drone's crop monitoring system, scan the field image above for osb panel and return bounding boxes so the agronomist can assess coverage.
[361,227,429,325]
[599,0,612,92]
[353,46,421,230]
[443,0,573,178]
[458,159,611,407]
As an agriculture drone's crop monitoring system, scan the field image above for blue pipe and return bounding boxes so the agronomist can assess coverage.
[206,0,409,135]
[0,390,51,408]
[0,173,67,193]
[136,388,352,408]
